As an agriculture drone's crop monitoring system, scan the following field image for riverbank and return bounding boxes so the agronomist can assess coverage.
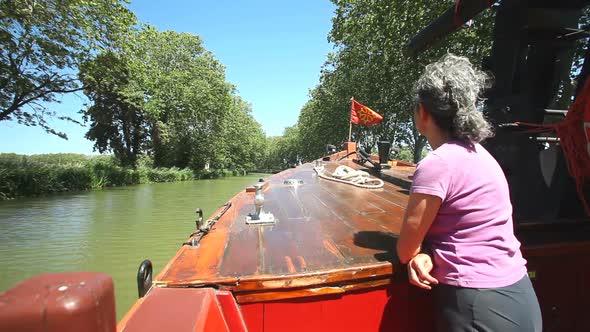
[0,153,259,200]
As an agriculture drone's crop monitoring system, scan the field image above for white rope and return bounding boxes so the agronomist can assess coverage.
[314,165,384,189]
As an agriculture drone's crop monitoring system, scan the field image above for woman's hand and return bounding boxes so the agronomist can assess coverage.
[407,253,438,290]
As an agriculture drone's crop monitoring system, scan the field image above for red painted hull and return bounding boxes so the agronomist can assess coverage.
[240,282,435,332]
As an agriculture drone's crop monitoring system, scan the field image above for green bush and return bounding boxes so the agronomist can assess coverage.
[0,158,93,198]
[28,154,89,165]
[137,155,154,169]
[55,166,93,191]
[0,153,248,200]
[84,156,137,189]
[196,169,223,179]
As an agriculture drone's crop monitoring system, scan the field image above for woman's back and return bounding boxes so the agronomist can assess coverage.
[412,141,527,288]
[400,53,541,331]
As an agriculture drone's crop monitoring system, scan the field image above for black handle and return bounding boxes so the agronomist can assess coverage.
[137,259,152,298]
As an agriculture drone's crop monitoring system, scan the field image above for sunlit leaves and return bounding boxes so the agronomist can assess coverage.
[0,0,136,138]
[294,0,494,162]
[80,25,267,170]
[79,51,148,167]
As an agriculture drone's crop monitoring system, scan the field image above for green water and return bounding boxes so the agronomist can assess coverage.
[0,174,263,320]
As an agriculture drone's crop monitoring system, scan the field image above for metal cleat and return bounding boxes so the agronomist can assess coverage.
[246,183,276,225]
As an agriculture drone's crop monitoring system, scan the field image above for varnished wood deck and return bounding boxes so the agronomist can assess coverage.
[155,158,416,303]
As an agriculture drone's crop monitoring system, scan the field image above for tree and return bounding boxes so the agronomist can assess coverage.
[221,97,267,170]
[81,26,268,171]
[79,51,148,167]
[125,26,235,169]
[295,0,494,162]
[265,126,303,169]
[0,0,135,138]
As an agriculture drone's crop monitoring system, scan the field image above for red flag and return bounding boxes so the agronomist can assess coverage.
[350,99,383,126]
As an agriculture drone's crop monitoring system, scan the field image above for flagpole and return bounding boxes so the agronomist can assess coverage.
[349,97,354,142]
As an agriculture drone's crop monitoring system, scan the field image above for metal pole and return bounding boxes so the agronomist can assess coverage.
[405,0,497,57]
[349,97,354,142]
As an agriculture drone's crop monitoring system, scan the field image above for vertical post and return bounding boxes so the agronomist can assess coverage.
[344,142,357,160]
[349,96,354,142]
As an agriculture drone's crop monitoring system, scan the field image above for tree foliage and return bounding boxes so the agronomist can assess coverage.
[263,126,302,169]
[124,27,235,169]
[292,0,495,162]
[221,97,267,170]
[79,51,148,167]
[3,0,503,172]
[81,25,268,170]
[0,0,135,138]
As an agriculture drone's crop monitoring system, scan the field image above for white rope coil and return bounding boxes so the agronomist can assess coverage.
[314,165,384,189]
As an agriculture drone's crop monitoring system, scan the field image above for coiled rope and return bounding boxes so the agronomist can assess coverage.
[314,165,384,189]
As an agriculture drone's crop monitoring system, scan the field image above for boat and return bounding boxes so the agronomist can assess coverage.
[2,0,590,331]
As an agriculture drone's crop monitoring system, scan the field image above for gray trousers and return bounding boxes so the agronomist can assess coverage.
[434,274,542,332]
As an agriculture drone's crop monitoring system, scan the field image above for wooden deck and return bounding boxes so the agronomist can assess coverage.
[155,158,416,303]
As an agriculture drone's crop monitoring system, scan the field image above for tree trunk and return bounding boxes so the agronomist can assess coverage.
[412,134,427,163]
[151,121,165,167]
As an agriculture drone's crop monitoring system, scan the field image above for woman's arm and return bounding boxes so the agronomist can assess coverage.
[396,192,442,264]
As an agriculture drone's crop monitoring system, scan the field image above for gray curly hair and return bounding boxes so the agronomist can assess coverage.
[415,53,493,144]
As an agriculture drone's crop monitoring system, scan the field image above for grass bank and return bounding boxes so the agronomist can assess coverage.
[0,153,250,200]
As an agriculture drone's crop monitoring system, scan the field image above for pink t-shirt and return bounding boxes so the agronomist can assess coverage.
[411,141,527,288]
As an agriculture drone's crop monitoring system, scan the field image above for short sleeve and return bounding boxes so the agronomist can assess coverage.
[410,153,451,200]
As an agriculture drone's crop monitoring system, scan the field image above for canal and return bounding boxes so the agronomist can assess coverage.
[0,174,264,320]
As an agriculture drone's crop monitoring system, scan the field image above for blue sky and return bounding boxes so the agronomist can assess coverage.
[0,0,336,154]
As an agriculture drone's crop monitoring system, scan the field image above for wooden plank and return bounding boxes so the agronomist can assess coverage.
[234,262,393,292]
[217,196,262,277]
[309,186,396,264]
[236,278,392,303]
[156,194,245,284]
[223,178,350,278]
[253,186,309,276]
[269,185,352,270]
[310,185,385,228]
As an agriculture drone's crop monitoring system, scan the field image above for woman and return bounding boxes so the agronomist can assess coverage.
[396,54,542,332]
